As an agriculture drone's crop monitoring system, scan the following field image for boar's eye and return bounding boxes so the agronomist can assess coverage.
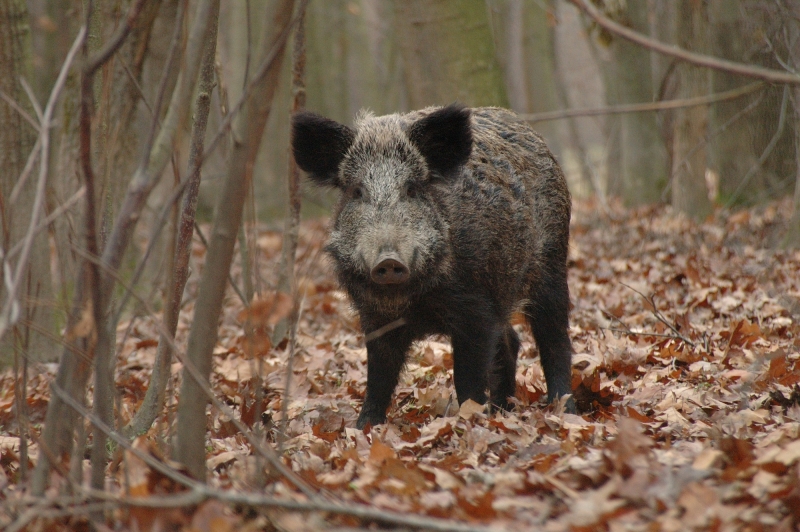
[405,183,418,198]
[350,185,364,200]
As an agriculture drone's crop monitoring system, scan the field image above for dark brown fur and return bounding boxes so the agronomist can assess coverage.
[292,105,573,428]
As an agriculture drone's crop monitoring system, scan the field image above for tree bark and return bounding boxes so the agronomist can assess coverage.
[671,0,712,220]
[490,0,562,158]
[784,88,800,248]
[611,1,668,206]
[708,0,759,204]
[394,0,508,109]
[175,0,296,482]
[0,0,57,364]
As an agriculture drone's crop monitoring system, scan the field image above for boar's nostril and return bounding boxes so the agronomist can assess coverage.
[370,255,410,285]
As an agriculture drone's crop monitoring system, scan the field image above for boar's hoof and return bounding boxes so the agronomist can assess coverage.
[370,254,410,285]
[356,409,386,429]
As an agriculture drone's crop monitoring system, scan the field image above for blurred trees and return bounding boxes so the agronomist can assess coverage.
[578,0,797,221]
[597,0,668,207]
[394,0,508,109]
[0,0,56,363]
[491,0,563,158]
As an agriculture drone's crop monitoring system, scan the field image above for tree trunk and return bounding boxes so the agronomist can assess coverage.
[707,0,759,204]
[394,0,508,109]
[671,0,712,220]
[175,0,295,482]
[0,0,57,363]
[611,1,668,206]
[780,2,800,248]
[490,0,562,157]
[523,0,562,158]
[784,88,800,248]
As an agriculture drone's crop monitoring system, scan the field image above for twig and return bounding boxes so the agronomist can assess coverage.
[28,480,497,532]
[0,89,40,132]
[118,59,154,117]
[7,136,42,208]
[365,318,408,343]
[619,283,695,347]
[661,89,766,203]
[18,78,43,122]
[192,221,248,306]
[173,318,320,500]
[80,0,112,495]
[131,489,497,532]
[139,0,186,167]
[601,326,695,341]
[569,0,800,85]
[6,187,86,259]
[6,502,120,532]
[52,384,202,489]
[173,0,298,482]
[520,81,764,123]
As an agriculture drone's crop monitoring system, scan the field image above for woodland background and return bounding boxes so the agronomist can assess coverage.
[2,0,800,530]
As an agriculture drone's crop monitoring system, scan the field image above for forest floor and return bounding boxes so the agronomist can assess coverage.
[3,197,800,531]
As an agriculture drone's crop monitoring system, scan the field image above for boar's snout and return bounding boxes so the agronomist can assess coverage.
[370,253,410,285]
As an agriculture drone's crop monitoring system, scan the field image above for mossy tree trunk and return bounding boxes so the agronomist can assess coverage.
[611,1,668,207]
[394,0,508,109]
[707,0,760,205]
[0,0,57,363]
[490,0,562,157]
[671,0,713,220]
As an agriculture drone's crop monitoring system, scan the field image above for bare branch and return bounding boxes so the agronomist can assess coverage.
[6,187,85,259]
[520,81,764,123]
[7,136,41,206]
[569,0,800,85]
[0,89,39,132]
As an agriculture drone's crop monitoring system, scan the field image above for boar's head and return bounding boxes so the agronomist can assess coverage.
[291,104,473,312]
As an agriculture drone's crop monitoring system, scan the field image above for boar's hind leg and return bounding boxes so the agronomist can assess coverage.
[526,271,575,412]
[489,326,520,412]
[357,329,414,429]
[451,323,501,407]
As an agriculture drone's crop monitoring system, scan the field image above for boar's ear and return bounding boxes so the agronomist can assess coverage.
[291,111,355,187]
[408,104,472,176]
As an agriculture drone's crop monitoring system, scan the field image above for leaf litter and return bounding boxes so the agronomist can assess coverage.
[3,199,800,530]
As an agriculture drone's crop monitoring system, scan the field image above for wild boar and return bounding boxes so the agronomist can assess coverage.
[291,104,573,428]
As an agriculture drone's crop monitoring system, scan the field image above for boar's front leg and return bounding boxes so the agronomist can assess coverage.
[357,327,414,429]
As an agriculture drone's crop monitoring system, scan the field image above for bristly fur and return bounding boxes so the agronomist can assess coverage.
[291,105,574,429]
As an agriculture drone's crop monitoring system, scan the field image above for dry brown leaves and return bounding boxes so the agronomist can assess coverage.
[3,200,800,531]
